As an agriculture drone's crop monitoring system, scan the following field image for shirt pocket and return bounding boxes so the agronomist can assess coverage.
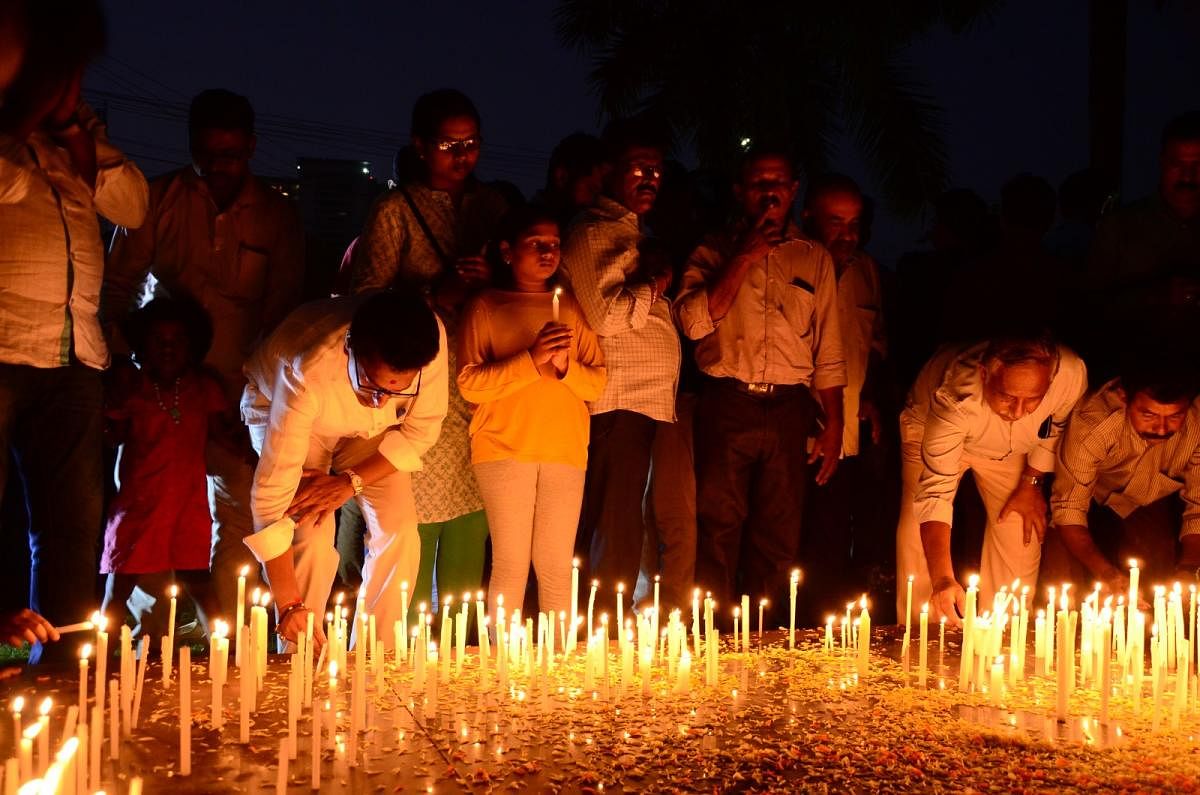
[778,282,815,337]
[233,244,270,299]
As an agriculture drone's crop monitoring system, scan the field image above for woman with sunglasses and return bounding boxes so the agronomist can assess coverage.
[348,89,510,635]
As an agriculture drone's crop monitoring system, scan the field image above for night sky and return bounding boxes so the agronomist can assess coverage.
[87,0,1200,264]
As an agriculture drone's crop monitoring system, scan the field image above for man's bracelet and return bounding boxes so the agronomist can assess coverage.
[276,600,307,631]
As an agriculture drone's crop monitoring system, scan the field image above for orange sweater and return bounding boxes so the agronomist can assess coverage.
[457,289,606,468]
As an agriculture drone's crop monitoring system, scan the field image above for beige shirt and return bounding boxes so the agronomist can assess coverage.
[0,104,148,370]
[105,168,305,402]
[240,297,448,532]
[560,196,680,421]
[1052,379,1200,537]
[675,224,846,390]
[836,251,887,456]
[902,342,1088,525]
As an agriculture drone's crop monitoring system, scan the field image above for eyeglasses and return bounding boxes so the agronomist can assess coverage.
[624,163,663,181]
[432,136,482,155]
[347,345,422,409]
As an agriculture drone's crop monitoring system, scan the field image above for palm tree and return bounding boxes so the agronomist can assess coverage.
[554,0,1001,217]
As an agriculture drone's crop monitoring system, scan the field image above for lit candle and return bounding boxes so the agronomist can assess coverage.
[904,574,914,643]
[78,645,91,724]
[918,604,929,688]
[552,286,562,322]
[959,574,978,692]
[856,596,870,677]
[476,591,488,662]
[616,583,625,647]
[235,565,249,667]
[400,581,409,660]
[94,614,108,715]
[276,738,289,793]
[731,607,740,653]
[824,615,834,652]
[239,624,252,743]
[310,707,321,789]
[167,584,178,659]
[759,599,768,643]
[740,594,750,653]
[10,696,22,753]
[674,649,691,694]
[788,569,800,650]
[570,561,580,653]
[89,704,101,791]
[1128,559,1139,616]
[179,645,191,776]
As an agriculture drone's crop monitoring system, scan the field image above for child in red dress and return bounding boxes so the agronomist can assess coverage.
[100,298,234,637]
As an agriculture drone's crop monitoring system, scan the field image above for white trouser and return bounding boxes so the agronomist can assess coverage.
[250,426,419,651]
[895,441,1041,625]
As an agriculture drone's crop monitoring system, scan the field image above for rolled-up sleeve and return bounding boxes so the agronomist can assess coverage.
[913,395,969,526]
[250,360,322,531]
[810,250,847,391]
[1050,414,1101,529]
[562,222,652,337]
[377,320,449,471]
[674,244,720,341]
[1029,358,1088,473]
[1182,448,1200,538]
[84,105,148,229]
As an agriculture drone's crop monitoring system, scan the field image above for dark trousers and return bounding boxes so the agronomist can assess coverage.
[801,430,901,625]
[1041,495,1182,587]
[0,363,103,664]
[693,380,815,623]
[577,410,657,616]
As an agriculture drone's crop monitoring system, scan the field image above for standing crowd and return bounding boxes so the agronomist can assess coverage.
[3,6,1200,664]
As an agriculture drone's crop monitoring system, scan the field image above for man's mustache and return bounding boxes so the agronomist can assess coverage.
[635,183,658,195]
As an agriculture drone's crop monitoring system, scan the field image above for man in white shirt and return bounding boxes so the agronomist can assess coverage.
[240,291,447,649]
[105,89,305,624]
[896,335,1086,625]
[0,16,148,663]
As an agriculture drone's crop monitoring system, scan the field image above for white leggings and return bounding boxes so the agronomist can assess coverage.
[474,460,585,620]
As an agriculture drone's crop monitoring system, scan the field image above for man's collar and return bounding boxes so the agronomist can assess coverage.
[182,165,264,209]
[595,194,639,223]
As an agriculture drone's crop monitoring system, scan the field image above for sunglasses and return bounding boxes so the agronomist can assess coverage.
[432,136,482,155]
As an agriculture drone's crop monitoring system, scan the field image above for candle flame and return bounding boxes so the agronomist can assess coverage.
[921,603,929,614]
[251,587,261,605]
[572,558,580,567]
[477,591,485,601]
[329,661,338,679]
[617,582,625,593]
[859,595,868,610]
[495,595,503,607]
[335,592,344,606]
[169,584,178,598]
[12,696,23,714]
[38,697,50,717]
[401,581,409,590]
[239,565,250,577]
[1128,558,1139,569]
[80,644,92,660]
[967,574,979,588]
[261,593,272,608]
[760,598,769,607]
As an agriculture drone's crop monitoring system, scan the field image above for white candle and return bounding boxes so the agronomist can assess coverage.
[740,594,750,653]
[587,580,598,644]
[93,614,108,717]
[552,286,562,322]
[131,635,149,729]
[108,679,119,761]
[674,649,691,694]
[856,596,870,677]
[235,565,249,667]
[959,575,978,692]
[179,645,191,776]
[904,574,914,643]
[990,655,1004,707]
[918,604,929,688]
[759,599,768,643]
[276,738,289,794]
[310,708,321,789]
[399,581,409,661]
[239,625,252,743]
[78,645,91,721]
[89,705,100,790]
[167,584,178,658]
[34,699,49,777]
[788,570,800,650]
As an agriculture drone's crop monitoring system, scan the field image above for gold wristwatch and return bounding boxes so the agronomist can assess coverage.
[343,469,364,496]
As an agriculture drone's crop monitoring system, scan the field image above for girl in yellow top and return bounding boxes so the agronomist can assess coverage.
[458,206,606,619]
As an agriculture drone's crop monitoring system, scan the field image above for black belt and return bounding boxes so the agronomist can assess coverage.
[712,377,806,399]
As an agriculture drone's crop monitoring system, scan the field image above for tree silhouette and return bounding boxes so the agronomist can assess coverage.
[555,0,1001,217]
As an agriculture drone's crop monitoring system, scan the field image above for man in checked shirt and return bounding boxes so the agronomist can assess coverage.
[1046,358,1200,590]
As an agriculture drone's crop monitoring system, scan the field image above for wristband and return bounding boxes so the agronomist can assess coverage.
[276,600,306,633]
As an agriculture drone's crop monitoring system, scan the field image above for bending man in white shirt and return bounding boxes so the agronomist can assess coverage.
[896,335,1086,625]
[241,291,447,650]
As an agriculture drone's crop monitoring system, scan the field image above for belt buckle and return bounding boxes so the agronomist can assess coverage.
[746,382,772,395]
